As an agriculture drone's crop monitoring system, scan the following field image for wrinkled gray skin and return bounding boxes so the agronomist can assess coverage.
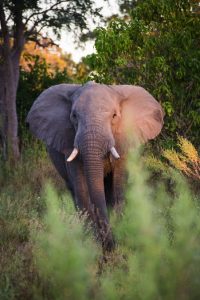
[27,82,164,251]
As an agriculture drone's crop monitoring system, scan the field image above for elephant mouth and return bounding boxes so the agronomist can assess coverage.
[66,146,120,162]
[66,129,120,162]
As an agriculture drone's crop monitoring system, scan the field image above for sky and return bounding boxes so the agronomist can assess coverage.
[58,0,119,62]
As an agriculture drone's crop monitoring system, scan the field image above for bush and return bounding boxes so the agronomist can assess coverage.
[99,150,200,300]
[146,136,200,195]
[1,144,200,299]
[0,144,64,300]
[33,184,99,300]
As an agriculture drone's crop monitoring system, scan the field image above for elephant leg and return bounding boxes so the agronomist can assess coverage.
[48,146,90,212]
[47,146,74,197]
[66,160,90,212]
[104,172,115,208]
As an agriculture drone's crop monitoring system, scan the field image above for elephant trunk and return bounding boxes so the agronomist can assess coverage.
[80,133,115,251]
[81,134,107,219]
[84,155,107,218]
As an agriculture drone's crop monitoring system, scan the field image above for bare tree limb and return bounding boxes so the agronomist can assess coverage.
[24,0,67,26]
[25,19,43,39]
[6,12,12,22]
[37,24,47,35]
[28,36,58,48]
[25,6,71,39]
[26,23,49,41]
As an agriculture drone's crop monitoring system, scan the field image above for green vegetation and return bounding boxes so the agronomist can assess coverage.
[0,144,61,299]
[1,1,200,299]
[33,184,99,300]
[1,145,200,299]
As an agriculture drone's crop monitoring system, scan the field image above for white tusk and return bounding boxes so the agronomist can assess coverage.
[66,148,79,162]
[110,147,120,159]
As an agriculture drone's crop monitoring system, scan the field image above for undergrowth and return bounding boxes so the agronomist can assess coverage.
[0,142,200,300]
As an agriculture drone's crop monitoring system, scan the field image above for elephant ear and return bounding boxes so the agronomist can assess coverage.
[113,85,164,144]
[26,84,81,153]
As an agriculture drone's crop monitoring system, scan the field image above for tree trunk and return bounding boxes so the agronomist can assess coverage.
[0,66,7,160]
[0,54,20,161]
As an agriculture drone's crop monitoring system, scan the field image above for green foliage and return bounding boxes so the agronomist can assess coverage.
[85,0,200,148]
[0,142,68,299]
[1,144,200,299]
[100,151,200,300]
[0,146,48,299]
[33,184,99,300]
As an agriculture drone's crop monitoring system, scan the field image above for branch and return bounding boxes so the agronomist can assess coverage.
[24,0,102,45]
[28,34,58,48]
[25,15,48,38]
[25,5,70,39]
[24,0,67,26]
[37,24,47,35]
[6,12,12,22]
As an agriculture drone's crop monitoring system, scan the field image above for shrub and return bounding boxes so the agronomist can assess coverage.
[1,142,200,299]
[163,136,200,181]
[99,150,200,300]
[146,136,200,187]
[0,143,63,300]
[33,184,99,300]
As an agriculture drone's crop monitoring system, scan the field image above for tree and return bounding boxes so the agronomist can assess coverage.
[86,0,200,148]
[0,0,101,161]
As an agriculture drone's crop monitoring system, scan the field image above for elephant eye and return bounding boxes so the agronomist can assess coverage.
[71,111,78,125]
[112,113,117,119]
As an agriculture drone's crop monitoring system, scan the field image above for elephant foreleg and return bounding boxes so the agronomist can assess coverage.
[66,160,90,212]
[47,146,74,197]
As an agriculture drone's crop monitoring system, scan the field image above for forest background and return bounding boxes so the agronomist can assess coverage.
[0,0,200,299]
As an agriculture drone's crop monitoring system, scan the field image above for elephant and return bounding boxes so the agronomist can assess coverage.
[26,81,164,252]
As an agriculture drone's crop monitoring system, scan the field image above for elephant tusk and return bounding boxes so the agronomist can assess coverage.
[66,148,79,162]
[110,147,120,159]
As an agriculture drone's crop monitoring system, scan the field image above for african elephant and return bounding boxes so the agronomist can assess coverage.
[26,81,164,251]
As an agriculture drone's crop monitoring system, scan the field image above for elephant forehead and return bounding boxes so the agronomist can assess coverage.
[73,86,118,112]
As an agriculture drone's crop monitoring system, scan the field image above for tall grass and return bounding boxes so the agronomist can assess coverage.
[0,142,64,300]
[100,151,200,300]
[1,145,200,299]
[33,184,99,300]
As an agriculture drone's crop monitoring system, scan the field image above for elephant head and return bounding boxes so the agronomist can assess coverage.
[27,81,164,250]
